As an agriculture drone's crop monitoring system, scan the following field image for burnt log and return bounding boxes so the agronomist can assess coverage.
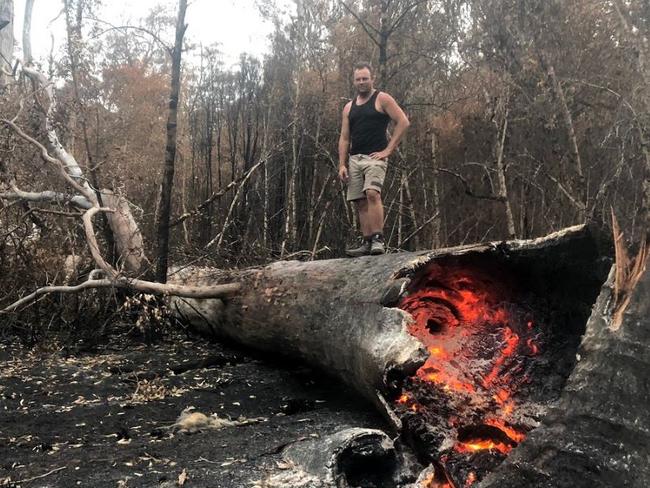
[169,225,650,487]
[170,225,607,422]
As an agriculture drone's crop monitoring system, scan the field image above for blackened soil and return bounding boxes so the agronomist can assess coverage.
[0,330,385,487]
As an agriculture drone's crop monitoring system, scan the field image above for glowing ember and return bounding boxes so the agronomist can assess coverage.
[421,369,476,394]
[484,419,526,443]
[455,439,512,455]
[465,472,477,487]
[398,394,410,404]
[396,264,546,486]
[400,268,538,413]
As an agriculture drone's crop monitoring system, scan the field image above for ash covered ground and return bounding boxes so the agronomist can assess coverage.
[0,327,385,487]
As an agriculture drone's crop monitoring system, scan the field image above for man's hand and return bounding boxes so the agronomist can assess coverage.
[338,165,349,183]
[369,148,392,160]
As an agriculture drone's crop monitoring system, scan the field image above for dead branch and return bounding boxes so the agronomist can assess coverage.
[437,167,506,202]
[205,155,269,251]
[543,170,586,214]
[15,466,66,485]
[170,140,283,229]
[400,211,440,247]
[2,276,115,313]
[0,184,92,209]
[170,179,238,227]
[1,267,242,314]
[1,8,243,310]
[1,118,95,203]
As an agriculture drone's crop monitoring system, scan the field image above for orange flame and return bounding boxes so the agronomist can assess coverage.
[484,418,526,443]
[429,346,451,359]
[455,439,512,455]
[421,369,476,394]
[502,402,514,415]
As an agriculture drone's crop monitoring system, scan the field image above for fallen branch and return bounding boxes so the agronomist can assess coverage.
[400,211,440,247]
[2,118,95,203]
[543,170,586,214]
[1,272,241,314]
[15,466,66,484]
[1,6,243,313]
[0,184,91,209]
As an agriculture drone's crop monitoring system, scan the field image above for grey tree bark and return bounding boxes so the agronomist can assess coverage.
[154,0,188,282]
[0,0,12,86]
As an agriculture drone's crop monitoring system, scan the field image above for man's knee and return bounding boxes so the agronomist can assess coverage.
[365,189,382,204]
[353,198,368,211]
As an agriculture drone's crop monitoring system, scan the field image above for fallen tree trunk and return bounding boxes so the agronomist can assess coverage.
[168,225,650,487]
[170,225,605,420]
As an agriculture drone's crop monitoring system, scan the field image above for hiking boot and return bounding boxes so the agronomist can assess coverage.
[345,238,371,257]
[369,234,385,255]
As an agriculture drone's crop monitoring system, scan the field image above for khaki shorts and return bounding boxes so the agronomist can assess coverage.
[346,154,387,201]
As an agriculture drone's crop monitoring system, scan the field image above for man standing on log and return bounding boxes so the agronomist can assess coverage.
[338,62,410,257]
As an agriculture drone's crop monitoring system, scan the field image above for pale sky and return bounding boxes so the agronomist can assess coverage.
[12,0,286,68]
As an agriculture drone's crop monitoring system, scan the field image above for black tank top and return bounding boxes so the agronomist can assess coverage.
[349,90,390,155]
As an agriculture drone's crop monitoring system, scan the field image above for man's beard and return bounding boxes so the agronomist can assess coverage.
[357,86,371,95]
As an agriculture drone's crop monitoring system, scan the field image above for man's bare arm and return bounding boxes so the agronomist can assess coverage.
[370,93,410,160]
[338,102,352,181]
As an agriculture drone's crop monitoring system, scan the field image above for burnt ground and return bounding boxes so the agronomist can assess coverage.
[0,327,386,488]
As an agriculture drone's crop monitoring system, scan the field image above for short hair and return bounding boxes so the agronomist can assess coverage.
[353,62,373,75]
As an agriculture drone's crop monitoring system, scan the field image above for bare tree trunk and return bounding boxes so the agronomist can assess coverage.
[547,64,587,222]
[170,225,597,414]
[495,105,516,239]
[430,131,442,248]
[180,156,190,246]
[378,2,388,86]
[0,0,13,86]
[154,0,187,283]
[21,0,32,65]
[397,172,404,248]
[402,175,419,249]
[282,76,300,257]
[262,113,270,249]
[63,0,116,263]
[308,115,322,244]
